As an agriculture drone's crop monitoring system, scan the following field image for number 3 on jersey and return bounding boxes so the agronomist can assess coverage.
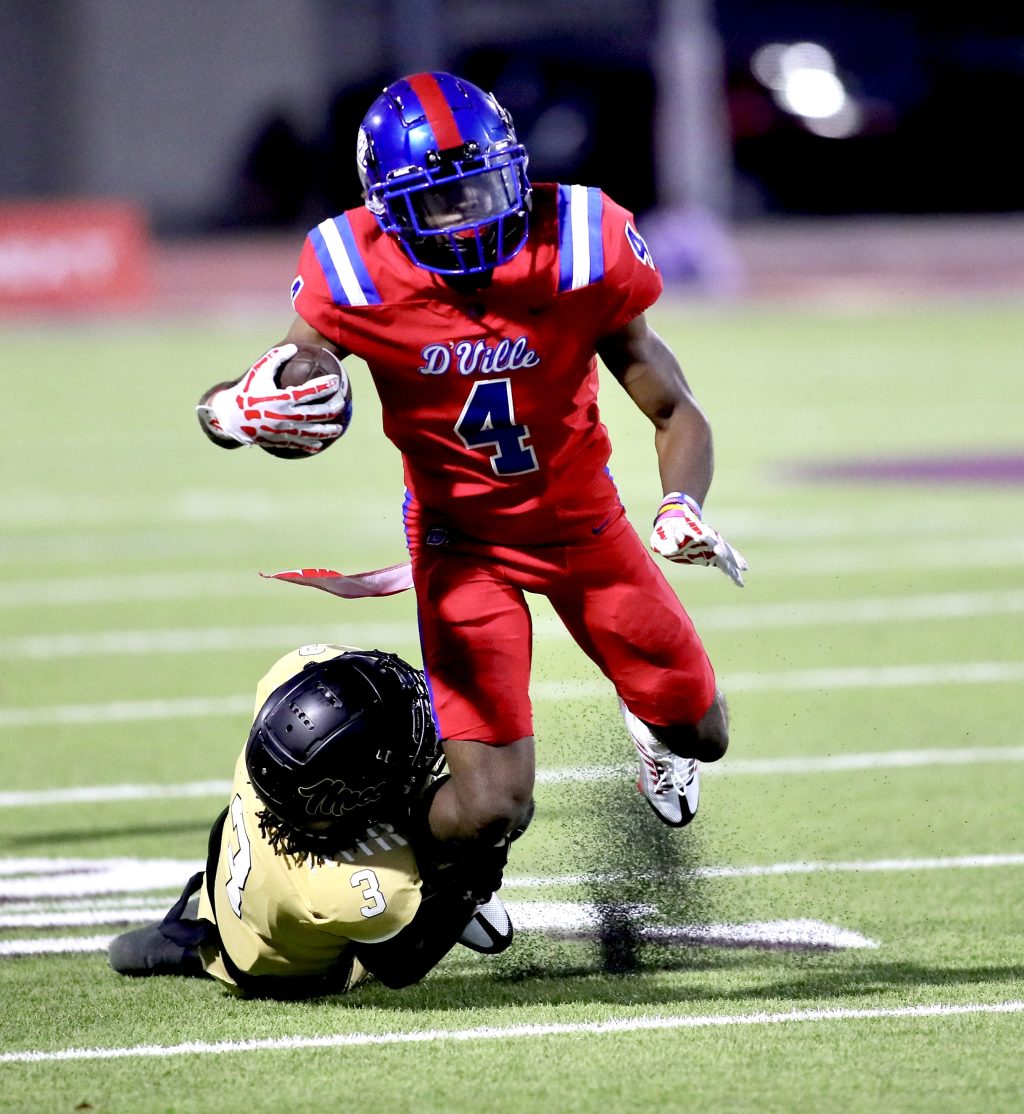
[455,378,538,476]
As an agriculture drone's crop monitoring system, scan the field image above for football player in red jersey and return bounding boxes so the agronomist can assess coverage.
[197,72,747,866]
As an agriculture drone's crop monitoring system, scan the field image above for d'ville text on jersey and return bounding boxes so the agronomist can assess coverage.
[419,336,541,376]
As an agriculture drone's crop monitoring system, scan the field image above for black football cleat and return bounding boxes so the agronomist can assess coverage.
[108,923,206,978]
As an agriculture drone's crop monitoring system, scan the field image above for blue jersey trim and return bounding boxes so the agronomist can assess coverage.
[309,224,348,306]
[557,185,575,293]
[586,186,605,283]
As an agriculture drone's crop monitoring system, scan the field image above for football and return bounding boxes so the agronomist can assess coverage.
[276,343,345,389]
[262,343,352,459]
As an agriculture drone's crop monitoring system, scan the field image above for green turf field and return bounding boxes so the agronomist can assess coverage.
[1,294,1022,1112]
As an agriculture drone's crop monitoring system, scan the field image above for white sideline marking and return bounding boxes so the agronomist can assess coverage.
[3,661,1024,729]
[1,1001,1021,1063]
[5,589,1024,657]
[4,746,1024,809]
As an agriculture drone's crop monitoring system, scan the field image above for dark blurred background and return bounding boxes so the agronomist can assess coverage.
[1,0,1021,294]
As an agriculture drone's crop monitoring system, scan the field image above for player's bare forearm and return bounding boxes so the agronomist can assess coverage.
[283,315,349,358]
[597,313,714,505]
[652,401,714,506]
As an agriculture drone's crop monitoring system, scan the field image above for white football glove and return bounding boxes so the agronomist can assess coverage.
[650,492,748,587]
[196,344,346,455]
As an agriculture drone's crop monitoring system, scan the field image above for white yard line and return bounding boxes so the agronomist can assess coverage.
[4,589,1024,658]
[0,571,256,608]
[0,624,415,660]
[0,1001,1020,1064]
[2,660,1023,730]
[0,907,878,950]
[0,781,232,807]
[4,533,1024,592]
[537,660,1024,698]
[0,859,202,899]
[2,852,1021,903]
[507,854,1024,889]
[4,745,1024,809]
[721,661,1024,692]
[0,696,252,729]
[695,588,1024,629]
[0,908,181,928]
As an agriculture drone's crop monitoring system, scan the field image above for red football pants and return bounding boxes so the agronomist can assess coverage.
[407,510,716,745]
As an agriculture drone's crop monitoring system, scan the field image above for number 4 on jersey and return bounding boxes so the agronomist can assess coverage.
[455,378,538,476]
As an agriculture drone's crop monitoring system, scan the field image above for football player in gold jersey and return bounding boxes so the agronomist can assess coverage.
[109,643,513,998]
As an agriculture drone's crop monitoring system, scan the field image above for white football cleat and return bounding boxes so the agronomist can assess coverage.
[459,893,514,954]
[619,699,700,827]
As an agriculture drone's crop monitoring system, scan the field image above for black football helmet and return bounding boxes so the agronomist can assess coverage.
[245,650,441,852]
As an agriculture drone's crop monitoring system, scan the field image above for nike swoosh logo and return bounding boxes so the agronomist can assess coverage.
[592,516,612,535]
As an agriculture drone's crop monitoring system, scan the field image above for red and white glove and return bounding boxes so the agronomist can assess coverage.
[196,344,346,454]
[650,492,748,587]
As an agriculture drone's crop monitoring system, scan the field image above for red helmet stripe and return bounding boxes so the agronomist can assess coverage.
[406,72,464,151]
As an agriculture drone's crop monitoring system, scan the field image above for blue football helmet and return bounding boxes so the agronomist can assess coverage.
[357,72,531,275]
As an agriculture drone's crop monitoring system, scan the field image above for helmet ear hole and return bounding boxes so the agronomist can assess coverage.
[357,72,532,275]
[245,650,441,854]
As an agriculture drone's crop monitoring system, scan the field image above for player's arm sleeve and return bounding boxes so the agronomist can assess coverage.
[290,234,353,351]
[596,193,664,333]
[351,886,480,990]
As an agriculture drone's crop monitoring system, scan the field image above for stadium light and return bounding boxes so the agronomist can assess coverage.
[751,40,863,138]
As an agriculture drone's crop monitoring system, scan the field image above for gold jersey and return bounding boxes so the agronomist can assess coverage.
[196,644,424,992]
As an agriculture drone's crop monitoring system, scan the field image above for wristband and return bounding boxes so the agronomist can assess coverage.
[655,491,703,521]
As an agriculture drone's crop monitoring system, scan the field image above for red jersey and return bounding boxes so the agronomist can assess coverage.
[291,183,663,544]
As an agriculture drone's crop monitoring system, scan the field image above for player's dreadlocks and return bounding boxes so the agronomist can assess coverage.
[255,809,325,866]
